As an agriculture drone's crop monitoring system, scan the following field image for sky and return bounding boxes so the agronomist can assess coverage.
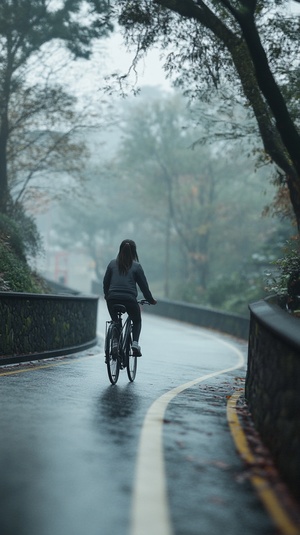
[30,1,300,109]
[38,26,172,120]
[290,0,300,11]
[65,30,172,109]
[103,31,171,89]
[66,1,300,105]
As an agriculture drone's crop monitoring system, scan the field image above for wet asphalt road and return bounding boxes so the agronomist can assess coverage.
[0,301,275,535]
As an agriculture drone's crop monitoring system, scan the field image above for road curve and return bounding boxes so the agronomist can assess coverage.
[131,334,244,535]
[0,302,275,535]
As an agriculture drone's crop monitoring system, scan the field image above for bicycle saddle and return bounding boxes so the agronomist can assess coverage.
[113,304,126,313]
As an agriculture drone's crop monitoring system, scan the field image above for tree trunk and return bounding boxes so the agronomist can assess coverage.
[164,212,171,298]
[0,112,9,214]
[236,13,300,228]
[153,0,300,227]
[0,51,14,215]
[238,14,300,174]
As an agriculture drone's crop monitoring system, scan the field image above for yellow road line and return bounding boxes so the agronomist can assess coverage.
[227,392,300,535]
[131,335,245,535]
[0,353,99,376]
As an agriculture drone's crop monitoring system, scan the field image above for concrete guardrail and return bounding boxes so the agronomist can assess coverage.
[143,298,250,340]
[246,298,300,501]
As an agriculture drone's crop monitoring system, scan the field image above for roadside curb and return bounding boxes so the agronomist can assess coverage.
[227,391,300,535]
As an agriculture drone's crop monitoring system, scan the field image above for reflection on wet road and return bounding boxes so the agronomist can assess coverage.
[0,302,275,535]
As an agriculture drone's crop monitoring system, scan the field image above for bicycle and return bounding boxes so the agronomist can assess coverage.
[104,299,150,384]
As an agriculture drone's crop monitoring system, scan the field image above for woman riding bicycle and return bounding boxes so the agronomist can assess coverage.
[103,239,157,356]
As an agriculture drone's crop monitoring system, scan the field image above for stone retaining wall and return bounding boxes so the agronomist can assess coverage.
[0,292,99,365]
[143,298,250,340]
[246,299,300,501]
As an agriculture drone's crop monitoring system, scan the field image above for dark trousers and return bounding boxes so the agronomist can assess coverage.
[107,299,141,342]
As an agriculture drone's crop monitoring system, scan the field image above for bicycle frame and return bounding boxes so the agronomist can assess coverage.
[105,299,149,384]
[105,311,132,368]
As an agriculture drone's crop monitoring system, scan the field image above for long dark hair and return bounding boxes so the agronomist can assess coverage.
[117,239,139,275]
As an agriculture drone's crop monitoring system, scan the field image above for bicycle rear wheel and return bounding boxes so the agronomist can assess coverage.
[126,330,137,382]
[106,323,120,384]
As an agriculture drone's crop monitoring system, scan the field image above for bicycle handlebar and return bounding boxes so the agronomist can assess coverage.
[138,299,152,305]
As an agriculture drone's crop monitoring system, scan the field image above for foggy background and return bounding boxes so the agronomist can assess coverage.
[22,15,296,317]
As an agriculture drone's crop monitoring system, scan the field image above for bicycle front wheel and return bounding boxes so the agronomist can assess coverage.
[126,332,137,382]
[106,324,120,385]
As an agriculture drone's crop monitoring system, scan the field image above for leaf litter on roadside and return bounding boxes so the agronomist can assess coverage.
[235,393,300,527]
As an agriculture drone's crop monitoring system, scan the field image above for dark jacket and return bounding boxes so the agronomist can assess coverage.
[103,259,155,303]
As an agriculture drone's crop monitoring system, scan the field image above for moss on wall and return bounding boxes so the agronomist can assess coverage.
[0,293,99,357]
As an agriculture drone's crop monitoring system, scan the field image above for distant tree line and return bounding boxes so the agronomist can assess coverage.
[54,91,292,314]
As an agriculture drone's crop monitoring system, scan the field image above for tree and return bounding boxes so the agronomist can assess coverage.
[114,92,284,305]
[53,145,138,283]
[0,0,112,213]
[51,89,289,310]
[115,1,300,228]
[7,84,90,209]
[117,95,217,294]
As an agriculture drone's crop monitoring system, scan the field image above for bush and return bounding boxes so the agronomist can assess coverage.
[0,238,45,292]
[204,272,267,316]
[170,270,266,316]
[0,206,48,293]
[0,213,26,260]
[6,202,42,259]
[265,240,300,312]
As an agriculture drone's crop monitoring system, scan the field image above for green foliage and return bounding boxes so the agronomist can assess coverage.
[0,205,42,260]
[169,265,268,317]
[0,213,26,261]
[0,238,45,293]
[204,272,268,317]
[265,240,300,310]
[0,210,46,293]
[0,0,112,61]
[11,205,42,259]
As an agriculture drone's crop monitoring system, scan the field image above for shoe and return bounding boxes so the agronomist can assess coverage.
[132,341,142,356]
